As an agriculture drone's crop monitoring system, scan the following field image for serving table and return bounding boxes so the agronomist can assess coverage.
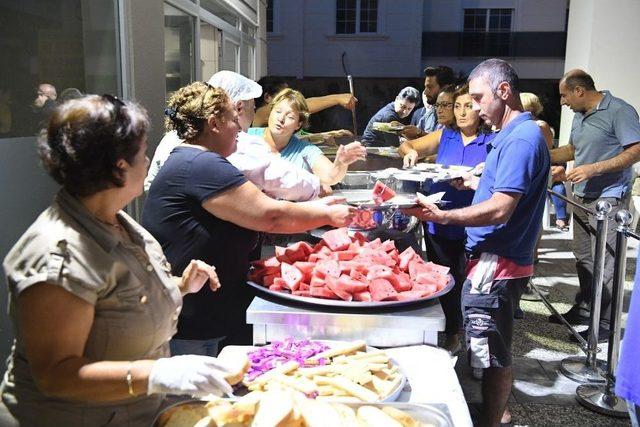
[246,296,445,347]
[217,343,472,427]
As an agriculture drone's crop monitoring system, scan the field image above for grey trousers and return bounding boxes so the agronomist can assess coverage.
[572,194,630,326]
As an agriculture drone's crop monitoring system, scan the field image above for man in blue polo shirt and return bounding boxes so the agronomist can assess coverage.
[549,70,640,341]
[406,58,549,427]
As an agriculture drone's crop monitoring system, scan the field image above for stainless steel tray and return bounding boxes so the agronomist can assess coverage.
[154,399,454,427]
[245,274,454,313]
[334,189,419,210]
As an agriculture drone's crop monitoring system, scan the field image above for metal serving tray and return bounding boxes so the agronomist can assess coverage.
[245,274,454,313]
[154,400,454,427]
[334,189,419,210]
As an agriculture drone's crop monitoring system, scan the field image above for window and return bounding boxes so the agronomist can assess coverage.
[463,9,487,32]
[336,0,378,34]
[201,0,239,28]
[267,0,274,33]
[463,8,513,56]
[200,22,221,82]
[164,3,195,99]
[464,9,512,32]
[0,0,121,139]
[489,9,512,32]
[222,38,239,72]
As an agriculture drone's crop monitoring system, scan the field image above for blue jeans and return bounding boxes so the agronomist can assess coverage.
[169,337,224,357]
[549,182,567,220]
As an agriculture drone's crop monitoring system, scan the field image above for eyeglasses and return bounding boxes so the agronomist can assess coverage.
[435,102,453,110]
[102,94,125,118]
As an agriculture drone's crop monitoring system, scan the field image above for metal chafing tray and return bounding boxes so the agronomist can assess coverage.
[153,399,454,427]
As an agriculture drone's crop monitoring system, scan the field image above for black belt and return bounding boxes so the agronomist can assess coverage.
[465,252,481,260]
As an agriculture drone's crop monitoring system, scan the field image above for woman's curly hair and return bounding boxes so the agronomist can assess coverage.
[269,88,310,130]
[38,95,149,197]
[165,82,231,140]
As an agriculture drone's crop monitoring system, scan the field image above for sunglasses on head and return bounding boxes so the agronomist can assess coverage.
[102,94,125,118]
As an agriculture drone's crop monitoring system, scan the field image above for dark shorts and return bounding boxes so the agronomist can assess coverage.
[462,276,529,368]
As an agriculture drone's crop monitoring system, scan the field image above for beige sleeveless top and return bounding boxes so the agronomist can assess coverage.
[1,190,182,426]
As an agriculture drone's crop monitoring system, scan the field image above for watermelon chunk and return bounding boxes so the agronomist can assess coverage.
[372,180,396,205]
[337,275,369,293]
[293,290,312,297]
[332,250,358,261]
[397,290,430,301]
[398,247,418,271]
[293,261,315,282]
[424,262,451,276]
[352,232,368,245]
[310,286,339,300]
[325,275,353,301]
[369,278,398,301]
[263,274,278,287]
[366,265,394,282]
[310,275,325,288]
[269,283,285,292]
[321,228,352,251]
[273,277,287,288]
[349,269,368,282]
[298,282,310,291]
[251,257,281,275]
[379,239,397,253]
[312,259,341,279]
[281,262,303,291]
[411,283,438,295]
[389,271,413,292]
[353,291,372,302]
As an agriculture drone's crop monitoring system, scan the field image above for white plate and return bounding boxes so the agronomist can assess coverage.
[234,340,406,403]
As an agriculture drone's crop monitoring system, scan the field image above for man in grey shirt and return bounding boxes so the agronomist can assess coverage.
[550,69,640,340]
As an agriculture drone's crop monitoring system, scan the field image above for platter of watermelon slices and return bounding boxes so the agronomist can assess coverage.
[247,227,454,310]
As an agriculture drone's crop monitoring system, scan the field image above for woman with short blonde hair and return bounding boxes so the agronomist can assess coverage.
[248,88,366,185]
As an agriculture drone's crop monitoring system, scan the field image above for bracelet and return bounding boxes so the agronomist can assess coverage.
[126,363,136,397]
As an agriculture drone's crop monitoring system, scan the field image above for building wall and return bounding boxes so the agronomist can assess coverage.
[423,0,566,32]
[268,0,424,78]
[0,0,266,371]
[256,0,269,79]
[559,0,640,145]
[421,0,568,79]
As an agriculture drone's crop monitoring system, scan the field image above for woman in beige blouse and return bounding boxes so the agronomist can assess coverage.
[0,95,237,426]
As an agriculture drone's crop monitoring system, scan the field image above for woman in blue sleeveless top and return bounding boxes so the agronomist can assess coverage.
[399,84,495,353]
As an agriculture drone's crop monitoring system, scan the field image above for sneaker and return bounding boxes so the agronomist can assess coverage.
[514,307,524,319]
[548,306,590,325]
[570,326,610,344]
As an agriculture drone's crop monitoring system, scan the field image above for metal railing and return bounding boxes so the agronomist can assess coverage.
[533,189,634,417]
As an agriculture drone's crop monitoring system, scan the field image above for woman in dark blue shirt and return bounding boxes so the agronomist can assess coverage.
[399,84,495,353]
[143,82,354,355]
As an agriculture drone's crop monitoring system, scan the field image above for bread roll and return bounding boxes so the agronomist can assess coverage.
[381,406,420,427]
[216,352,250,386]
[357,406,403,427]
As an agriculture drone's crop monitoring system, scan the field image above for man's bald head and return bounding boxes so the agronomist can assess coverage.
[558,69,599,114]
[34,83,57,108]
[560,69,596,92]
